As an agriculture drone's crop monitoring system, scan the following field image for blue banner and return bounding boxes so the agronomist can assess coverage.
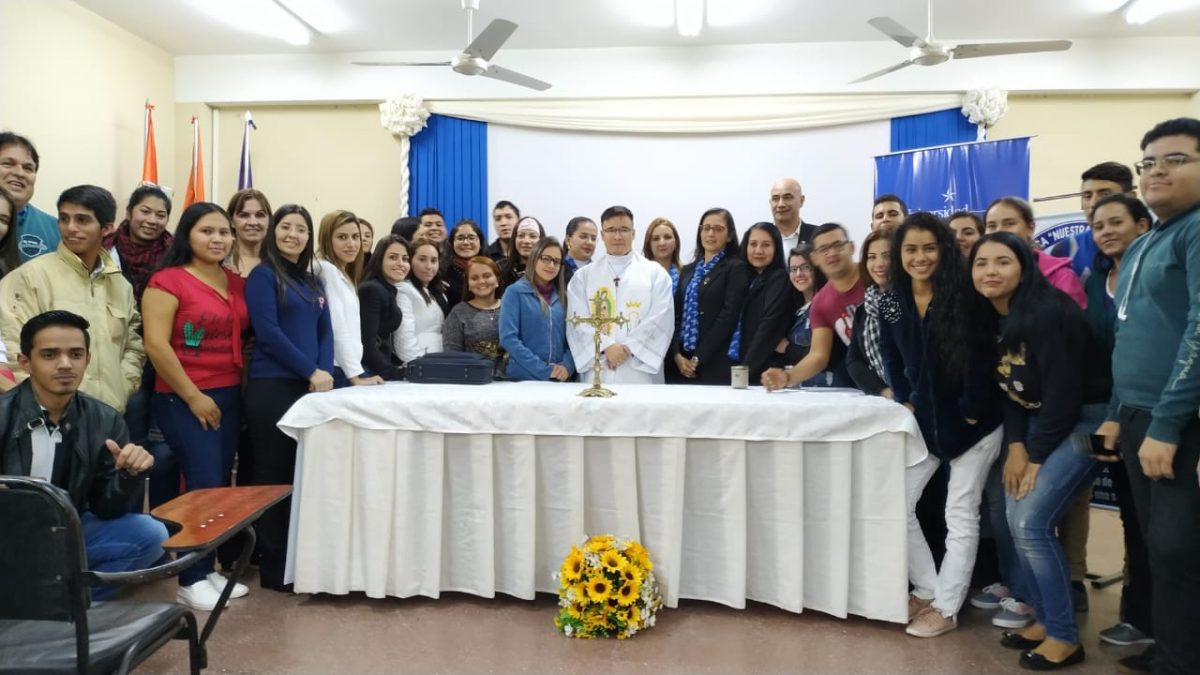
[874,138,1031,218]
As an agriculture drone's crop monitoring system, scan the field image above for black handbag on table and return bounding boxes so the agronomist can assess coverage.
[405,351,494,385]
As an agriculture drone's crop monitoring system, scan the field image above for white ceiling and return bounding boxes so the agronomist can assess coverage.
[74,0,1200,56]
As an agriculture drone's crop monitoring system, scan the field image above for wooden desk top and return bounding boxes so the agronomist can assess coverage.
[151,485,291,552]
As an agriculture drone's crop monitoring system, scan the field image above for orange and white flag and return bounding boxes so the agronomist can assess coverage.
[141,101,158,185]
[182,116,206,208]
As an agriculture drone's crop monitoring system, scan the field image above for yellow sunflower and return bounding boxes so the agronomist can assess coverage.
[571,581,591,605]
[625,542,653,570]
[566,603,584,620]
[630,606,642,625]
[585,535,615,554]
[616,577,641,606]
[586,576,612,603]
[600,549,627,572]
[560,549,586,583]
[620,565,642,586]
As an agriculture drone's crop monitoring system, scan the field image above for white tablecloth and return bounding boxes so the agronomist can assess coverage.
[280,382,926,623]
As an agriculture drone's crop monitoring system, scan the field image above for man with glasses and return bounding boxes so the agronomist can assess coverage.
[1098,117,1200,675]
[770,178,818,253]
[762,223,861,390]
[566,205,674,384]
[0,132,60,261]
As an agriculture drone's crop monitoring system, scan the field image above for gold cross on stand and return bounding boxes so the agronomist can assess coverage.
[567,288,628,398]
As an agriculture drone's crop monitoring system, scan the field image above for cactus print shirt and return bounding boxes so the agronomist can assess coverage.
[146,266,249,393]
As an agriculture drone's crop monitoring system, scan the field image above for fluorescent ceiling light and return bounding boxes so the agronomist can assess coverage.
[707,0,773,28]
[275,0,350,34]
[188,0,312,46]
[1123,0,1200,24]
[676,0,706,36]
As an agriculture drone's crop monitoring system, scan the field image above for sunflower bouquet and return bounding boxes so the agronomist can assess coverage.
[554,534,663,639]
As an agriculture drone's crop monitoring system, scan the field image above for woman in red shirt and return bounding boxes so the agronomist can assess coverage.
[142,202,251,612]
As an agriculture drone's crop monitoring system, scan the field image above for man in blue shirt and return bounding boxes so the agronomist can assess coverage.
[1100,117,1200,675]
[0,131,62,261]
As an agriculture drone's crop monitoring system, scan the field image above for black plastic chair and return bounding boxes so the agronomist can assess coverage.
[0,476,203,674]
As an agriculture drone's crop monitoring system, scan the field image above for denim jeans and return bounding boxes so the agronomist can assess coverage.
[1006,403,1106,644]
[83,512,168,601]
[983,443,1029,601]
[126,362,177,509]
[153,385,241,586]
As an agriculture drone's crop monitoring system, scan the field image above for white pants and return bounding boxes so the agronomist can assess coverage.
[906,425,1003,618]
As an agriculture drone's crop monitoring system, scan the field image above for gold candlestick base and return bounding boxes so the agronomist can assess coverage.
[577,383,617,398]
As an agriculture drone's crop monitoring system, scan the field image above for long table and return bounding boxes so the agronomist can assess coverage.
[280,381,925,623]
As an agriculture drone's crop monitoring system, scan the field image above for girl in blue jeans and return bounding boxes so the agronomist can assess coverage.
[971,232,1111,671]
[143,202,251,611]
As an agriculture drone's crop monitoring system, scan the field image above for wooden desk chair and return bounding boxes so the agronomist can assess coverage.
[0,478,289,674]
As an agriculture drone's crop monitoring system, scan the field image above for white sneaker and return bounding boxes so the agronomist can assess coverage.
[177,580,229,611]
[969,583,1010,610]
[207,571,250,599]
[992,596,1035,628]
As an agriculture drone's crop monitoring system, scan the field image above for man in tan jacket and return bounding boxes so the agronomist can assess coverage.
[0,185,144,412]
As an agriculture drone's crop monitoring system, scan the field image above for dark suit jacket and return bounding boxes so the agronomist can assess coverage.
[736,267,793,382]
[357,278,405,380]
[670,256,750,384]
[797,221,818,246]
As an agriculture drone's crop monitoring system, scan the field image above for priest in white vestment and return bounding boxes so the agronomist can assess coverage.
[566,206,675,384]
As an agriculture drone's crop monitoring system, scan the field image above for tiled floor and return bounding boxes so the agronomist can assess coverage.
[136,509,1135,674]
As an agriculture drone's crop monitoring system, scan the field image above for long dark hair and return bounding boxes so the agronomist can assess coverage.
[890,212,977,377]
[363,234,411,284]
[692,208,740,263]
[159,202,231,268]
[0,185,20,277]
[409,236,449,311]
[262,204,322,305]
[788,244,826,308]
[119,184,172,234]
[740,221,786,273]
[970,231,1077,353]
[858,227,893,290]
[1090,193,1153,274]
[442,219,486,269]
[503,216,544,279]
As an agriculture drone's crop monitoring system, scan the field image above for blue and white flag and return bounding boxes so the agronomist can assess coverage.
[874,137,1031,219]
[237,111,257,190]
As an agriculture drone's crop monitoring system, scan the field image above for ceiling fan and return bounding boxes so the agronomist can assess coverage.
[851,0,1072,83]
[352,0,551,91]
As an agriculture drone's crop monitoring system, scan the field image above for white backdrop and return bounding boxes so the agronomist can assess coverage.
[486,120,889,261]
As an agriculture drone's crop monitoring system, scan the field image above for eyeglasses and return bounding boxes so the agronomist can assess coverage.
[1134,153,1199,175]
[454,234,479,242]
[537,255,562,267]
[813,240,849,256]
[700,224,727,233]
[788,264,814,275]
[602,228,633,237]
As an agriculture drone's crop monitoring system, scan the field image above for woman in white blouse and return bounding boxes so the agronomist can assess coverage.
[316,210,383,387]
[394,236,450,362]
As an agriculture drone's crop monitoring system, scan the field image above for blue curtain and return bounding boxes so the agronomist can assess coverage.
[890,108,978,152]
[408,114,489,237]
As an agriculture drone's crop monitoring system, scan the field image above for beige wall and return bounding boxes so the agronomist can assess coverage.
[990,93,1194,215]
[188,105,404,238]
[0,0,175,220]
